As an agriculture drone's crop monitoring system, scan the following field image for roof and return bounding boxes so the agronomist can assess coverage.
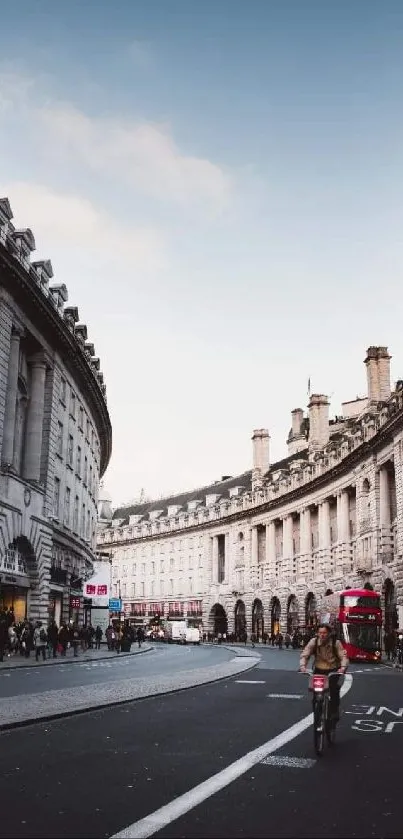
[112,448,309,524]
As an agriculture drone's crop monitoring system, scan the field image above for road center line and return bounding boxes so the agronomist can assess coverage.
[235,680,266,684]
[110,674,353,839]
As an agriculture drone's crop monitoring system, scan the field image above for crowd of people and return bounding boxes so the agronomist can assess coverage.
[0,608,145,661]
[206,627,316,648]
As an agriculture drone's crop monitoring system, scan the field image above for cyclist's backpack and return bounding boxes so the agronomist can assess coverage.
[39,628,47,643]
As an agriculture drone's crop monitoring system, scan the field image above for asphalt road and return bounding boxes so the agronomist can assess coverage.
[0,643,236,697]
[0,647,401,839]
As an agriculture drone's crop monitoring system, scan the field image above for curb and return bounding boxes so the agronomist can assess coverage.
[0,651,260,732]
[0,645,153,671]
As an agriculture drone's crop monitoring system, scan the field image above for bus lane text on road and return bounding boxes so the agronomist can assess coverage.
[345,704,403,733]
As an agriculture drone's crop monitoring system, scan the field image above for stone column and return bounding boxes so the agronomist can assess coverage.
[300,508,312,556]
[23,354,47,481]
[251,527,258,566]
[337,490,350,572]
[266,522,276,578]
[319,500,330,548]
[224,533,230,583]
[379,467,392,560]
[212,536,218,583]
[379,468,391,529]
[1,328,21,465]
[282,515,294,560]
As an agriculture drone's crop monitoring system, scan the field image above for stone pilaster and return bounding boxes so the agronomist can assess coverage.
[23,353,47,482]
[1,327,22,465]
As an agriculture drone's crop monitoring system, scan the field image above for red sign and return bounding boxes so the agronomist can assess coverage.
[70,596,81,609]
[85,584,96,596]
[97,584,108,596]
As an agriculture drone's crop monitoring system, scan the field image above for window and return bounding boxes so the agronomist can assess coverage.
[57,422,64,457]
[131,583,135,597]
[70,390,76,420]
[84,456,88,485]
[64,487,71,527]
[141,563,146,576]
[170,557,174,571]
[189,577,193,594]
[86,418,90,440]
[76,446,82,477]
[123,565,128,577]
[79,406,84,430]
[89,464,93,495]
[86,510,91,539]
[81,503,86,536]
[131,563,136,575]
[60,378,66,404]
[112,567,118,579]
[73,495,79,532]
[141,582,145,597]
[53,478,60,518]
[67,434,74,467]
[122,583,127,597]
[160,560,164,573]
[151,561,155,575]
[170,578,173,594]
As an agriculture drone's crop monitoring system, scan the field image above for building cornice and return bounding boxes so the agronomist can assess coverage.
[0,243,112,475]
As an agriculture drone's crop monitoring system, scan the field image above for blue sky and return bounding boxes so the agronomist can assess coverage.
[1,1,403,505]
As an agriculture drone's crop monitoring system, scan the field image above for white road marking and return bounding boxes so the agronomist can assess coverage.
[261,756,316,768]
[110,674,353,839]
[267,694,303,699]
[230,657,260,663]
[235,680,266,685]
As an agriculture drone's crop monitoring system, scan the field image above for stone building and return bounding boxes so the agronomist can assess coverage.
[97,346,402,639]
[0,197,112,625]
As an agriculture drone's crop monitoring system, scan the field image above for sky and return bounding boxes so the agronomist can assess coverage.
[1,0,403,507]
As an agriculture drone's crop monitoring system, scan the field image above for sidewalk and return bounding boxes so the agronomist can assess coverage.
[0,646,261,730]
[0,644,153,670]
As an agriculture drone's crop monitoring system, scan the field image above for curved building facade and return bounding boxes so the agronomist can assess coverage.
[0,197,112,625]
[98,346,402,639]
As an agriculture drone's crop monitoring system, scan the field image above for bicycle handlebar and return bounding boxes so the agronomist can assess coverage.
[299,668,345,677]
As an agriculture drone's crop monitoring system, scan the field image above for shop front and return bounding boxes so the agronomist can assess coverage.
[48,592,63,625]
[0,577,29,622]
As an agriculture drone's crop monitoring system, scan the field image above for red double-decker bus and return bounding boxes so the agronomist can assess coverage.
[322,588,382,662]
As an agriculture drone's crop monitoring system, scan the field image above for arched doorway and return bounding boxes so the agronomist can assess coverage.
[270,597,281,637]
[234,599,246,639]
[287,595,299,633]
[305,592,317,630]
[252,598,264,640]
[384,579,398,634]
[209,603,228,637]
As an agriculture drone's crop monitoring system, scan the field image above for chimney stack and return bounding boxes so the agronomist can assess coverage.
[365,346,391,404]
[252,428,270,474]
[291,408,304,436]
[308,394,329,451]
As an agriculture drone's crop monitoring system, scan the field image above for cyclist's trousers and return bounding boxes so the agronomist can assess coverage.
[313,667,340,717]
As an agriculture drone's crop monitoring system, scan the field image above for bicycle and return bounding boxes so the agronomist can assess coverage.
[301,669,344,757]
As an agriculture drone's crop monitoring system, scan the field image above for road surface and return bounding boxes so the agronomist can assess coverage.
[0,646,401,839]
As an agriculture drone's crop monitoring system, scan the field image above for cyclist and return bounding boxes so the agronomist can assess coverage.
[300,623,348,721]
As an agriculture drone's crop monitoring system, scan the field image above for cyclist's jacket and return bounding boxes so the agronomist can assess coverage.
[300,637,348,671]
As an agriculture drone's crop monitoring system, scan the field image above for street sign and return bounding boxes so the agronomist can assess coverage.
[109,598,122,611]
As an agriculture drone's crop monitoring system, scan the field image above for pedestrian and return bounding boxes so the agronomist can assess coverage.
[0,615,8,662]
[115,626,122,654]
[34,622,47,662]
[95,625,103,650]
[47,619,59,658]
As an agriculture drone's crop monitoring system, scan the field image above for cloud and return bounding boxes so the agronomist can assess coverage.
[0,68,232,213]
[1,180,165,273]
[39,105,231,211]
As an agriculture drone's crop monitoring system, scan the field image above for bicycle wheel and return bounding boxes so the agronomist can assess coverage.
[313,700,325,756]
